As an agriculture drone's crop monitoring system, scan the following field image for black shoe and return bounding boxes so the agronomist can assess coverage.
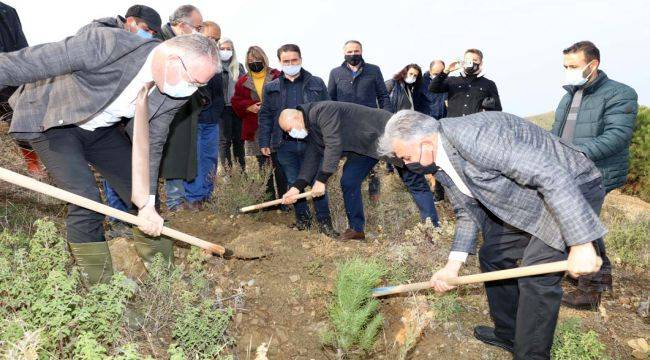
[317,218,340,238]
[292,217,312,231]
[473,326,514,354]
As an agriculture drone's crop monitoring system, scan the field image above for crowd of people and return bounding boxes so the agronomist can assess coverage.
[0,2,639,359]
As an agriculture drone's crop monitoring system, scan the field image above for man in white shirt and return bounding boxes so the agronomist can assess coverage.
[1,29,219,284]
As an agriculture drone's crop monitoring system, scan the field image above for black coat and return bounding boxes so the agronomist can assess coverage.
[429,72,501,117]
[327,61,393,112]
[158,23,203,180]
[0,2,28,104]
[293,101,392,189]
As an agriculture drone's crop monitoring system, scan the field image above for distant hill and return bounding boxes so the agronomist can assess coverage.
[525,111,555,130]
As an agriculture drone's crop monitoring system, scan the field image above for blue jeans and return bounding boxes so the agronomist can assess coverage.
[102,179,129,222]
[340,153,438,232]
[184,122,219,203]
[276,140,331,222]
[165,179,185,210]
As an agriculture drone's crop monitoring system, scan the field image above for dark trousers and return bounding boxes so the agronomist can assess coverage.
[576,187,611,292]
[29,125,133,243]
[218,106,245,169]
[340,153,439,232]
[478,178,606,359]
[256,153,287,200]
[277,140,331,222]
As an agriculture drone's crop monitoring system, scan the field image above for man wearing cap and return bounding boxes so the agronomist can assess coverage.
[78,4,162,38]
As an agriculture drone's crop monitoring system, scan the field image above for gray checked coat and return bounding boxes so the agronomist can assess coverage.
[0,27,187,191]
[434,111,606,254]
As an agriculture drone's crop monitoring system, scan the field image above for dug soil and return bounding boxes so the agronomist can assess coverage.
[149,199,648,359]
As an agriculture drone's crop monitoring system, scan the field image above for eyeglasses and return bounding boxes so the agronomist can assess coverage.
[178,57,207,87]
[183,21,204,32]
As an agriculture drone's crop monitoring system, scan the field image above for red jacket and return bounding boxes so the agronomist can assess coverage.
[231,68,281,141]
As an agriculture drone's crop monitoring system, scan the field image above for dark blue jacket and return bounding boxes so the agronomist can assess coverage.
[0,2,28,104]
[327,61,393,112]
[420,72,447,119]
[258,69,329,150]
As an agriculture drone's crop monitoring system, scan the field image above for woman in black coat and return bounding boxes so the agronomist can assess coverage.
[385,64,426,113]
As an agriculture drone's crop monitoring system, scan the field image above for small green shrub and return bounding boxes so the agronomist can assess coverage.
[136,253,235,359]
[624,105,650,202]
[209,163,272,215]
[552,317,607,360]
[322,258,387,357]
[172,298,234,359]
[604,215,650,268]
[0,220,134,358]
[0,219,236,359]
[429,292,462,323]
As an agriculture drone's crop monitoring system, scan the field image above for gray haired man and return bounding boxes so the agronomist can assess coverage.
[378,110,605,359]
[0,28,219,284]
[160,4,203,39]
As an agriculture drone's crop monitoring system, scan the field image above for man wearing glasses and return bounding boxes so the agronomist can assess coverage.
[157,5,211,212]
[0,29,219,284]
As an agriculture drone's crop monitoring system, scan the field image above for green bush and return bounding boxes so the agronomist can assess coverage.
[172,297,234,359]
[208,163,272,215]
[429,292,462,323]
[0,220,134,358]
[604,215,650,268]
[624,106,650,202]
[0,220,236,359]
[552,318,607,360]
[321,258,387,357]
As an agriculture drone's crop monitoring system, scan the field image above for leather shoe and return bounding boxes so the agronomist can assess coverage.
[339,229,365,241]
[473,326,514,353]
[562,289,601,310]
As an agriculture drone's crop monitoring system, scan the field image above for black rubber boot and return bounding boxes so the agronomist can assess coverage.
[68,241,114,285]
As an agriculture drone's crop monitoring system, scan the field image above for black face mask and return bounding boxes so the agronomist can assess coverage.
[248,61,264,73]
[345,54,363,67]
[405,144,438,174]
[464,63,480,75]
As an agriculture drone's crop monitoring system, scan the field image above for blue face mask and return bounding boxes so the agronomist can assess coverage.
[136,28,153,39]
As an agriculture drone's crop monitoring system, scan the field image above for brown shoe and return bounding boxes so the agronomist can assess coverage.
[562,289,601,310]
[187,201,204,212]
[339,229,365,241]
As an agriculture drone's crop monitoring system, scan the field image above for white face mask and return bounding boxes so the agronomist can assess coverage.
[564,61,595,87]
[404,75,417,84]
[219,50,233,62]
[162,60,198,98]
[289,128,308,139]
[283,64,302,77]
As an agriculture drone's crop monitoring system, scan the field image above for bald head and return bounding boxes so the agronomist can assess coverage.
[279,109,305,132]
[202,21,221,42]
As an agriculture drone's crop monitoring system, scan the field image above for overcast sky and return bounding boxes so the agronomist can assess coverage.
[10,0,649,117]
